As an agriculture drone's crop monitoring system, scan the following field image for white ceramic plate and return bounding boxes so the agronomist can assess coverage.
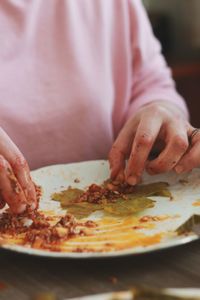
[1,160,200,258]
[67,288,200,300]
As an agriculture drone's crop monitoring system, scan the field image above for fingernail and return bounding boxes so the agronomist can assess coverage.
[175,166,184,174]
[29,201,37,210]
[116,171,125,183]
[127,175,137,186]
[12,203,27,214]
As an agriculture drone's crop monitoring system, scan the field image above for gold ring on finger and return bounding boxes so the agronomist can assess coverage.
[189,128,200,144]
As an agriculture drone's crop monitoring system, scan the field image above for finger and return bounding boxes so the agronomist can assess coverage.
[0,128,37,209]
[108,144,126,181]
[175,128,200,173]
[175,142,200,173]
[125,113,162,185]
[146,122,188,175]
[10,157,37,210]
[0,155,27,214]
[109,118,138,181]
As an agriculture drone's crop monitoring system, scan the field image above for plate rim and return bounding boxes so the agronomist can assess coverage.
[1,234,198,259]
[1,160,199,259]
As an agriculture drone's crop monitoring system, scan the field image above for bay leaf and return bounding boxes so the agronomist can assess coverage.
[132,182,171,198]
[104,196,155,216]
[66,203,103,219]
[52,188,84,207]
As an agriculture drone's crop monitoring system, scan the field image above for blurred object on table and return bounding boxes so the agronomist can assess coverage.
[143,0,200,127]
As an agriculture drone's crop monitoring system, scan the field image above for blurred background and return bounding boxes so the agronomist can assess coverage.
[143,0,200,127]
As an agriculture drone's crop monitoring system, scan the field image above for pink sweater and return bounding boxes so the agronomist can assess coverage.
[0,0,188,170]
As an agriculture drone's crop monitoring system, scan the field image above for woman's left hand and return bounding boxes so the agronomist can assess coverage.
[109,101,200,185]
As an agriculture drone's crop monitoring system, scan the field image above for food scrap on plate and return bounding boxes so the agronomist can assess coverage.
[0,180,173,253]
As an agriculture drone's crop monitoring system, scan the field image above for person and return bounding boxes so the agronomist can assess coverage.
[0,0,199,214]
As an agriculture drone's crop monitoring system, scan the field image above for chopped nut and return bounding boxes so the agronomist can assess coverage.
[140,216,151,223]
[53,227,69,238]
[0,210,97,251]
[74,178,80,183]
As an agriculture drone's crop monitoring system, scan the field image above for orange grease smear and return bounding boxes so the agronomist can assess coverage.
[59,216,162,252]
[1,214,166,253]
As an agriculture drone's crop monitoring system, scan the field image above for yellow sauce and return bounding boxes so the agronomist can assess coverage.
[193,200,200,207]
[1,213,169,253]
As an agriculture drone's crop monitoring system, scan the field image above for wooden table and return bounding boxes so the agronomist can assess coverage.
[0,239,200,299]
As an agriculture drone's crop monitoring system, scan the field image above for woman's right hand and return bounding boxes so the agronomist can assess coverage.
[0,127,37,214]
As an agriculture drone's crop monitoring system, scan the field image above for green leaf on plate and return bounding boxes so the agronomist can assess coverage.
[103,196,155,216]
[52,189,155,218]
[65,203,103,219]
[132,182,172,198]
[52,188,84,207]
[176,214,200,236]
[51,181,171,219]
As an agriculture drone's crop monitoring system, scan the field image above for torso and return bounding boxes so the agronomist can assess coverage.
[0,0,132,169]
